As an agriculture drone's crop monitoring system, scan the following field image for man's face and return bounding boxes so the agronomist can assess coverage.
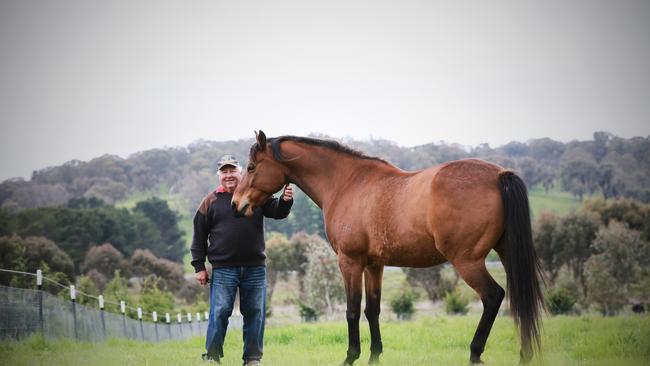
[219,166,242,192]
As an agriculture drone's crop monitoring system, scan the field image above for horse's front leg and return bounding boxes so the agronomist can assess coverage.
[339,254,365,366]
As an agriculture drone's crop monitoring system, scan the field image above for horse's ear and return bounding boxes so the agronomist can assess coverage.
[256,130,267,149]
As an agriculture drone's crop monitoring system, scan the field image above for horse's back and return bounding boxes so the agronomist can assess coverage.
[352,159,504,266]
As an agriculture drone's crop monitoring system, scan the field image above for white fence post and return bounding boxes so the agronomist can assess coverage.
[120,301,127,337]
[70,285,78,340]
[99,295,106,339]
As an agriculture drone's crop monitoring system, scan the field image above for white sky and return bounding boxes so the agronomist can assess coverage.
[1,0,649,181]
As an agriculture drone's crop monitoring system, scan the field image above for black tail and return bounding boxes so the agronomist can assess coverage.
[498,171,545,362]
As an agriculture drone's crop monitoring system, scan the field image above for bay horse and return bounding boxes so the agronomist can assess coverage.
[232,131,544,365]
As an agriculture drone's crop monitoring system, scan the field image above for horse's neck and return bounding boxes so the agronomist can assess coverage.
[284,146,391,209]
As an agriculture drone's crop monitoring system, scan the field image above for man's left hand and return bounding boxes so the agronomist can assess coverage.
[282,184,293,201]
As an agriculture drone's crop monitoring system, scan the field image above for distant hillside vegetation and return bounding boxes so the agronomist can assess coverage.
[1,132,648,215]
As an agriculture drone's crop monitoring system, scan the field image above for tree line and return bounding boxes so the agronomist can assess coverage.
[1,132,648,215]
[0,197,186,269]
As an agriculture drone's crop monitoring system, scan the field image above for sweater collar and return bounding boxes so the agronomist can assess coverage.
[216,186,232,194]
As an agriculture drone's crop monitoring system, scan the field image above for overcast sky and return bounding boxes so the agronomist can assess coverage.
[1,0,649,181]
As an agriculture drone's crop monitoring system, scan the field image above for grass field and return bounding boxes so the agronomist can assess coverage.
[1,315,648,366]
[528,185,582,218]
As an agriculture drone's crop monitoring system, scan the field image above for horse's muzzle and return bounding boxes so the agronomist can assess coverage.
[231,200,249,218]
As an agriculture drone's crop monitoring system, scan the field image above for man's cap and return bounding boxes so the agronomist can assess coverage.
[217,154,241,170]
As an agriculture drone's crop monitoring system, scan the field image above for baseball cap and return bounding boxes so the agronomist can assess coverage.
[217,154,241,170]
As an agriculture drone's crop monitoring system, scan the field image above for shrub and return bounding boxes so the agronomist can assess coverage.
[178,279,204,304]
[546,287,577,315]
[298,302,320,322]
[444,289,469,315]
[86,269,108,292]
[82,243,125,280]
[76,275,100,306]
[130,249,185,292]
[391,291,416,320]
[139,276,175,316]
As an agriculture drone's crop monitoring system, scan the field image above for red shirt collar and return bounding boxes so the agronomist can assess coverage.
[216,186,228,193]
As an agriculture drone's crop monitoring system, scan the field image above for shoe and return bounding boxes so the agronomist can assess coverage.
[202,353,221,363]
[244,360,260,366]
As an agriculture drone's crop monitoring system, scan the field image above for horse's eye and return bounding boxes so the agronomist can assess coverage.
[247,163,255,172]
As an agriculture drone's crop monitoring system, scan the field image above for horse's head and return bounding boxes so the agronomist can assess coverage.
[232,130,288,217]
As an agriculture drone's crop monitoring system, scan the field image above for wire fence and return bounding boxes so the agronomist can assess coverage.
[0,268,243,343]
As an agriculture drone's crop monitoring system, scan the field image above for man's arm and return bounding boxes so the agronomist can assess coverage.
[262,185,294,219]
[190,197,212,274]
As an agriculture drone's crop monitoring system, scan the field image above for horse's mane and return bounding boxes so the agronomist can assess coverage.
[249,135,389,165]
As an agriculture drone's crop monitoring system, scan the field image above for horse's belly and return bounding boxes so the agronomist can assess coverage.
[371,240,448,268]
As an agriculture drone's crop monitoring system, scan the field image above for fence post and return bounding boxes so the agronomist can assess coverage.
[177,313,183,337]
[70,285,78,340]
[195,312,201,334]
[36,269,44,335]
[153,311,159,343]
[99,295,106,340]
[187,312,193,336]
[137,307,144,341]
[120,301,127,338]
[204,311,209,334]
[166,313,171,340]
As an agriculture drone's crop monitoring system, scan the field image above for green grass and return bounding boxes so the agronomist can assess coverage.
[2,315,648,365]
[528,185,582,218]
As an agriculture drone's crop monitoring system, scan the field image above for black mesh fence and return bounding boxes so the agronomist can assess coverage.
[0,270,243,343]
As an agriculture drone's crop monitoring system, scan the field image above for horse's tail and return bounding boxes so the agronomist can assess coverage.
[498,170,545,362]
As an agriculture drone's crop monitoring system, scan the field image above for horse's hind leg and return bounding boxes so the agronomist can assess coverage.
[364,264,384,364]
[452,260,505,365]
[339,254,365,366]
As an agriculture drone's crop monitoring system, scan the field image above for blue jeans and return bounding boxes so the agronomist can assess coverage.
[206,266,266,362]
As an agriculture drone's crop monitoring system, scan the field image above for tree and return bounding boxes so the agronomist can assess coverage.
[0,236,26,285]
[302,234,344,317]
[133,197,186,263]
[585,256,625,316]
[533,211,564,283]
[81,243,126,280]
[586,221,649,313]
[263,231,311,309]
[402,267,453,303]
[288,232,313,298]
[584,197,650,241]
[0,235,74,286]
[265,232,293,307]
[22,236,74,280]
[555,211,600,296]
[560,157,599,200]
[0,209,15,236]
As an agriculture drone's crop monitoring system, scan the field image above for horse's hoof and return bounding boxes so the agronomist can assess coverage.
[469,356,484,365]
[368,356,380,364]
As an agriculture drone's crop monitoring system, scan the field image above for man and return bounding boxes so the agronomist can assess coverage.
[192,154,293,365]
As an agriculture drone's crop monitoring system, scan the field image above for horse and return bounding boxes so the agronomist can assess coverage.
[232,131,545,365]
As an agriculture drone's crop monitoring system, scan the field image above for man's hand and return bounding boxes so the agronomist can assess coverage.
[282,184,294,201]
[196,270,209,286]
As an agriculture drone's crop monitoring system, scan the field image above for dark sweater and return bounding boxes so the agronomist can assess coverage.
[190,189,293,272]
